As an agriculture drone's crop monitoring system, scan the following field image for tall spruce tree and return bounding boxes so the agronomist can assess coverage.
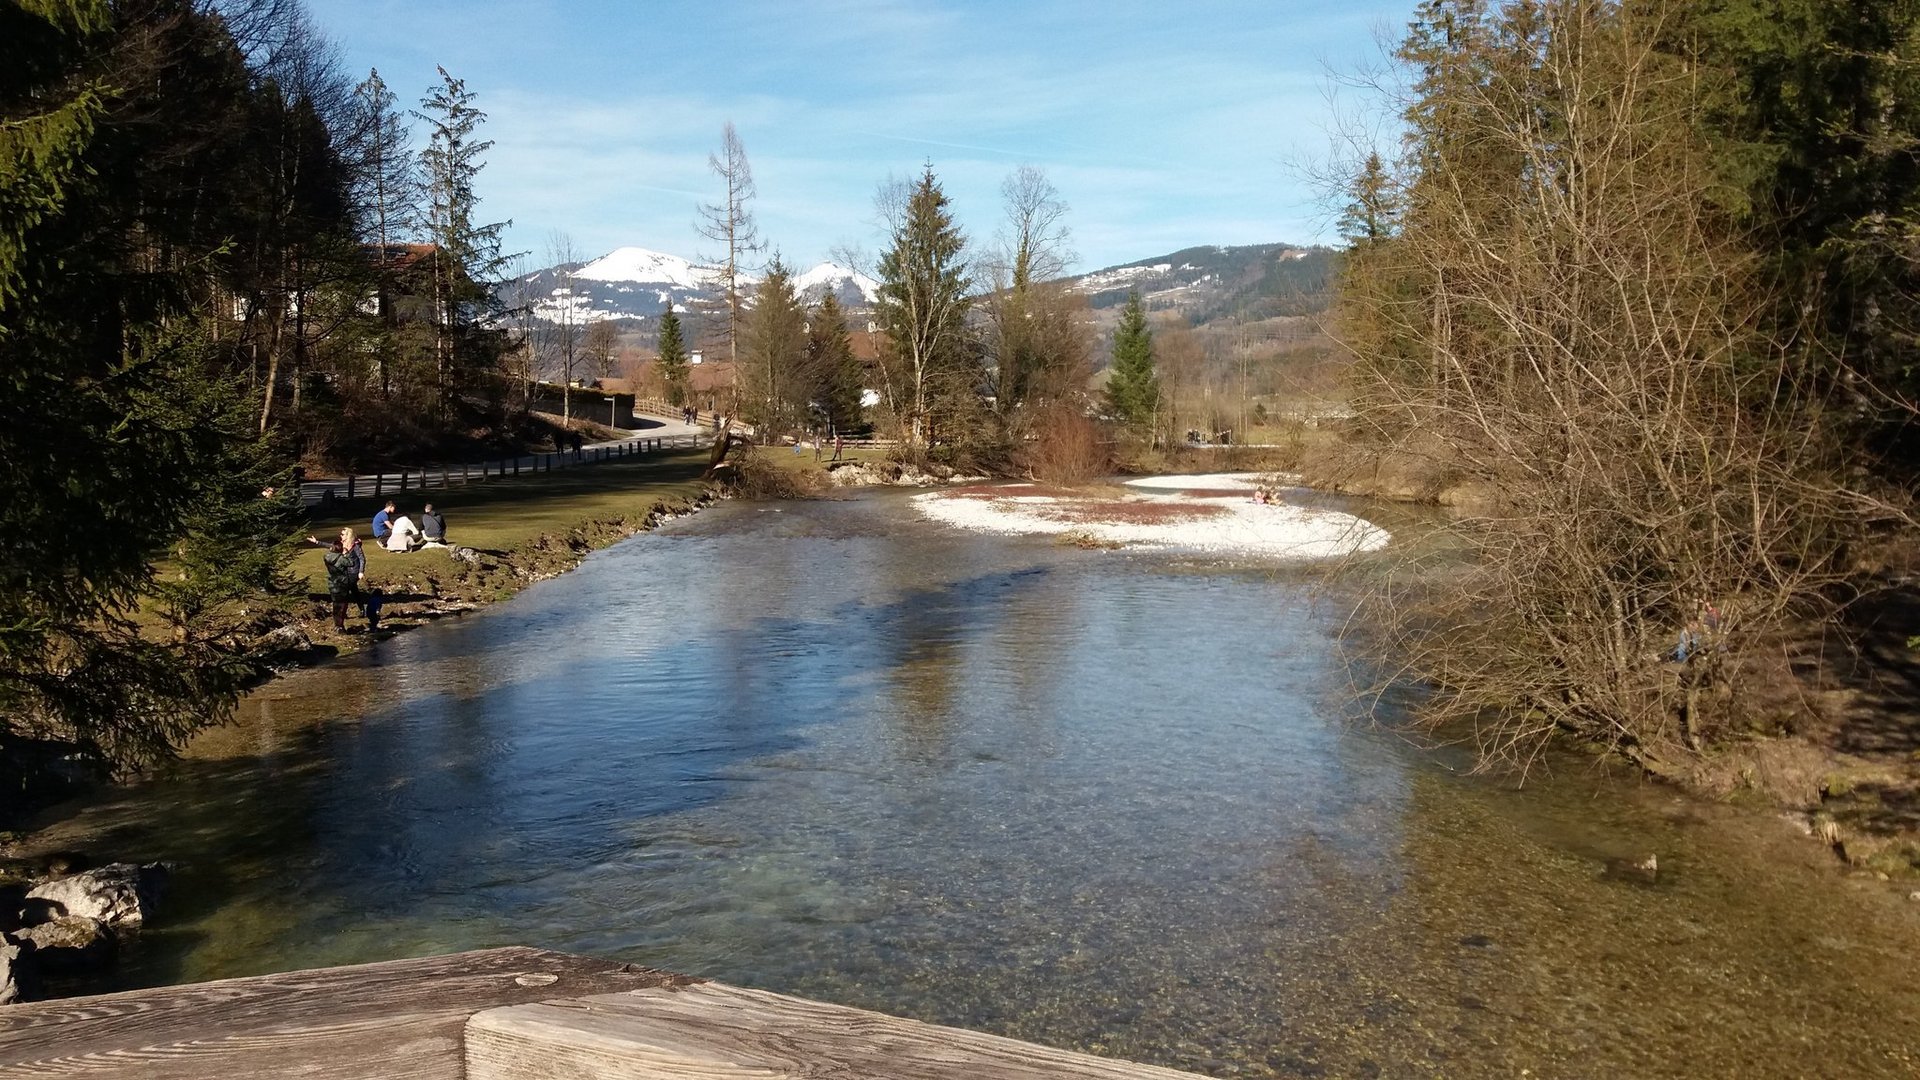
[806,291,863,432]
[740,257,806,436]
[656,305,690,406]
[1,1,299,772]
[1670,0,1920,462]
[1103,290,1159,429]
[875,166,971,443]
[415,66,509,411]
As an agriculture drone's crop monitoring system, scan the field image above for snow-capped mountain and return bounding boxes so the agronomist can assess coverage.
[574,246,709,289]
[506,247,876,326]
[1063,242,1336,323]
[507,247,712,325]
[792,261,880,307]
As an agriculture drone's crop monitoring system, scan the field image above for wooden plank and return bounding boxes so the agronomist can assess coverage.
[466,982,1206,1080]
[0,947,689,1080]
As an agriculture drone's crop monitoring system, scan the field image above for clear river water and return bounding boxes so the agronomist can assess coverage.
[28,490,1920,1076]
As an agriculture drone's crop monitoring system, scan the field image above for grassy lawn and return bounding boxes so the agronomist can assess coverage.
[293,449,711,590]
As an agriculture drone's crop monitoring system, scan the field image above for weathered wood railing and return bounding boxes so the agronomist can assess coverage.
[296,432,711,509]
[0,948,1201,1079]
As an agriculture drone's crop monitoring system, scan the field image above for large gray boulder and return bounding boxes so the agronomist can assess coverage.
[0,936,28,1004]
[13,916,115,974]
[25,862,168,930]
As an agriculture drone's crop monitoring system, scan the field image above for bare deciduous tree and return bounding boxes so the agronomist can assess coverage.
[582,320,619,384]
[983,165,1089,437]
[1331,0,1916,775]
[695,121,762,409]
[541,231,582,427]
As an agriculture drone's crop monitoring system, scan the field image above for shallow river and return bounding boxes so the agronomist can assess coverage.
[32,491,1920,1076]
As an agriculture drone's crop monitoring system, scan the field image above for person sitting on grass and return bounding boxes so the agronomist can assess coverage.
[384,510,423,552]
[371,500,396,545]
[420,503,447,547]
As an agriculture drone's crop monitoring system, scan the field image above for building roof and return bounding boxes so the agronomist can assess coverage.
[364,243,439,270]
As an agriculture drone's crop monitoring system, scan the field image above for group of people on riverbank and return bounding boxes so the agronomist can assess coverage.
[368,500,447,552]
[305,501,451,632]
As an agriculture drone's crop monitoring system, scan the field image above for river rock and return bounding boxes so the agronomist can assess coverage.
[255,623,312,658]
[0,936,30,1004]
[13,916,115,973]
[25,862,167,929]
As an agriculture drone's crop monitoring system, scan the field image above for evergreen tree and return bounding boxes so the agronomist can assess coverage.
[806,291,863,432]
[1669,0,1920,461]
[740,257,806,435]
[415,67,510,410]
[656,305,691,406]
[1103,290,1159,429]
[1,1,299,770]
[1337,153,1399,247]
[348,67,419,400]
[875,165,972,443]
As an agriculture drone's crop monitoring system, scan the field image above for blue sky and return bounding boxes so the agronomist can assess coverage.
[306,0,1411,273]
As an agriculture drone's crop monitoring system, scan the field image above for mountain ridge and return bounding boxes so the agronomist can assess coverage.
[505,240,1334,328]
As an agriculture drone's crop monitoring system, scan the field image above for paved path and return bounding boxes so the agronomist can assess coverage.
[296,416,711,508]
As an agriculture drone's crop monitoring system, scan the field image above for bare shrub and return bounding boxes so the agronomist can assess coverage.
[1332,0,1913,773]
[715,443,824,499]
[1022,405,1110,485]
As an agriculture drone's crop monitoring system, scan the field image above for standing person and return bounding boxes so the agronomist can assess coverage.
[832,433,844,462]
[571,430,585,461]
[371,500,396,545]
[310,527,364,631]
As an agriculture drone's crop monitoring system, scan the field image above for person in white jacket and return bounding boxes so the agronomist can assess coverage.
[384,513,423,552]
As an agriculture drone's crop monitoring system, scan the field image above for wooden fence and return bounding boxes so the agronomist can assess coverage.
[297,431,709,508]
[629,397,899,451]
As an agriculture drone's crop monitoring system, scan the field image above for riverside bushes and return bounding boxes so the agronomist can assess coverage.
[1332,0,1918,771]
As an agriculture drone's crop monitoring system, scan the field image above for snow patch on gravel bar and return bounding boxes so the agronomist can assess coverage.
[912,480,1389,559]
[1121,472,1274,492]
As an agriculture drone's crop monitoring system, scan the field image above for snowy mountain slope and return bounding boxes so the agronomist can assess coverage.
[792,261,880,306]
[573,246,708,288]
[508,248,876,325]
[1064,243,1336,322]
[507,241,1330,329]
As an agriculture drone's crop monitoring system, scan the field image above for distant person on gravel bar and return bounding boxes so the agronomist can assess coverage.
[371,500,396,544]
[420,503,447,546]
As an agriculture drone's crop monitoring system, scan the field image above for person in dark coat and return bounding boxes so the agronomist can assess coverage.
[310,527,365,630]
[420,503,447,546]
